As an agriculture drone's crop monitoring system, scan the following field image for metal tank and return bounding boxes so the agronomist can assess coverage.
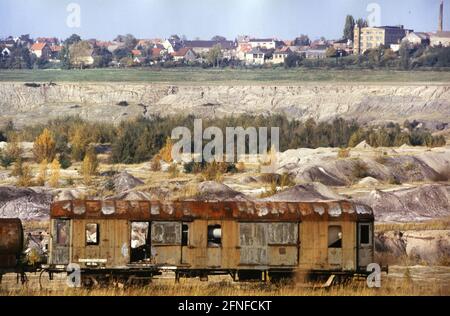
[0,218,24,269]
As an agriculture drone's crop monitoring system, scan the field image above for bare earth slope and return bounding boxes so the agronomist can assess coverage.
[1,82,449,127]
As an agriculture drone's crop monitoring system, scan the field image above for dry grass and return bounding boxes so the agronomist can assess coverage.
[1,277,448,296]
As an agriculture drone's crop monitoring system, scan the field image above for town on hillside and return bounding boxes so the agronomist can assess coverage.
[1,2,450,70]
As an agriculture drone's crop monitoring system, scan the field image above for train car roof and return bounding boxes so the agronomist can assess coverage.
[50,200,374,221]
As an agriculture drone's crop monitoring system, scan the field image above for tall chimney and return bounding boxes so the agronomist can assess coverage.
[439,0,444,32]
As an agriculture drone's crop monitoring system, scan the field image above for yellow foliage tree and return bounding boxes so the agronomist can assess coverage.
[70,125,90,161]
[16,163,33,187]
[33,128,56,163]
[81,147,98,185]
[36,159,48,186]
[49,158,61,188]
[158,137,173,163]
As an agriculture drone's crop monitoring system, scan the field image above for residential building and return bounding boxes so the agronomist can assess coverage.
[354,25,412,54]
[171,47,196,62]
[183,40,236,55]
[131,50,142,57]
[332,38,353,54]
[430,31,450,47]
[49,45,63,59]
[402,32,431,46]
[36,37,59,46]
[236,42,252,60]
[300,49,327,59]
[244,48,266,65]
[249,38,277,50]
[272,47,292,64]
[30,42,52,59]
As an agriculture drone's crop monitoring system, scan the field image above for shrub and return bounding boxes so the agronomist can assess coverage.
[168,163,179,179]
[49,158,61,188]
[16,163,33,187]
[201,161,224,182]
[352,160,370,180]
[159,137,174,163]
[150,155,162,171]
[81,147,99,185]
[58,152,72,169]
[337,148,350,159]
[33,128,56,163]
[36,159,48,186]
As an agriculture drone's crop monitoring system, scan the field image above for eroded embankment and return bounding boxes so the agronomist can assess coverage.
[0,82,449,127]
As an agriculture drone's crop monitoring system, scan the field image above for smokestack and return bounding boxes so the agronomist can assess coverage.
[439,0,444,32]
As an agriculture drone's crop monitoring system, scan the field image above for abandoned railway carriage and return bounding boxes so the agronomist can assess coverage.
[47,199,374,283]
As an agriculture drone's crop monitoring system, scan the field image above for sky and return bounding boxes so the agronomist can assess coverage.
[1,0,449,41]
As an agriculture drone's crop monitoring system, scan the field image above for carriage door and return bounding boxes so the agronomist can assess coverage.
[239,223,268,265]
[358,222,373,269]
[52,219,71,265]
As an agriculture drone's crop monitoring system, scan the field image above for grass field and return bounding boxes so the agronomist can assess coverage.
[0,68,449,83]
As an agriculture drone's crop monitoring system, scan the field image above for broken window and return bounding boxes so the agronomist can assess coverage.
[86,223,99,245]
[56,221,69,246]
[328,225,342,248]
[182,224,189,246]
[131,222,149,249]
[207,225,221,247]
[359,223,371,245]
[151,221,181,245]
[130,222,150,262]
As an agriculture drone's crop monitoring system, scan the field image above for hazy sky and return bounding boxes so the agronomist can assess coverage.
[1,0,449,40]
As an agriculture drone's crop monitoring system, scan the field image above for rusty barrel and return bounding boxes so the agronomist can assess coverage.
[0,218,23,269]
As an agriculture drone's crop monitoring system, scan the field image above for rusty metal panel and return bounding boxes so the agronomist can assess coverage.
[50,219,71,265]
[152,245,181,265]
[239,223,267,265]
[328,248,342,266]
[0,219,23,268]
[268,222,298,245]
[268,246,298,266]
[51,200,374,222]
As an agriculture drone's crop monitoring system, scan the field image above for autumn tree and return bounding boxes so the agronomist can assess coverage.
[70,125,90,161]
[33,128,56,163]
[81,147,98,185]
[15,161,33,187]
[49,158,61,188]
[36,159,48,186]
[158,137,174,163]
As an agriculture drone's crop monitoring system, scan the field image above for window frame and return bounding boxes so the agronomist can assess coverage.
[359,222,372,246]
[328,225,343,249]
[207,224,222,248]
[85,223,99,246]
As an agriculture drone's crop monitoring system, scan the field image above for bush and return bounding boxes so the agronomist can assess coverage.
[150,155,162,171]
[33,128,56,163]
[337,148,350,159]
[168,163,179,179]
[352,160,370,180]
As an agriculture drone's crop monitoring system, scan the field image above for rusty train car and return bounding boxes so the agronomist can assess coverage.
[0,219,24,282]
[44,199,374,284]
